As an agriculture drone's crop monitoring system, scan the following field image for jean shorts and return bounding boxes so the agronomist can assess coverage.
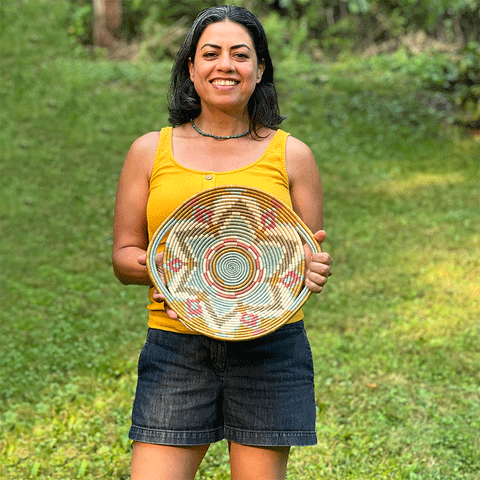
[129,321,317,447]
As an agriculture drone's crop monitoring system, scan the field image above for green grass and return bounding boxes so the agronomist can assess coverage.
[1,1,479,479]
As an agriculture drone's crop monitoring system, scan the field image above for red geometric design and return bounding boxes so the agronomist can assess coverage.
[261,211,276,229]
[186,298,202,317]
[194,206,213,224]
[281,271,301,288]
[166,258,184,273]
[240,313,260,329]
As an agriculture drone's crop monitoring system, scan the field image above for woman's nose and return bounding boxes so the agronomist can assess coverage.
[217,52,234,71]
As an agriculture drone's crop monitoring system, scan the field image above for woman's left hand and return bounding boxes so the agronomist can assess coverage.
[304,230,332,293]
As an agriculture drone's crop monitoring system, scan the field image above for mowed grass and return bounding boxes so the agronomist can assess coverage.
[1,1,479,479]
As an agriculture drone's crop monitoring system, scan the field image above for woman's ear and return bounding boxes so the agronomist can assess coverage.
[188,57,194,82]
[257,60,265,83]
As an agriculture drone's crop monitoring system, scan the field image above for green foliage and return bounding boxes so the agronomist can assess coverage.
[67,0,259,48]
[355,42,480,124]
[2,1,480,479]
[64,0,480,121]
[66,0,480,51]
[67,1,93,45]
[263,0,480,46]
[415,41,480,123]
[261,11,320,66]
[450,42,480,121]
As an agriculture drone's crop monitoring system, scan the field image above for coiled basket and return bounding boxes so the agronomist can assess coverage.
[146,186,320,341]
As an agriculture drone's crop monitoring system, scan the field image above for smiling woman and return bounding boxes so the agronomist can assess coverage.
[187,21,265,124]
[167,6,284,138]
[112,5,332,480]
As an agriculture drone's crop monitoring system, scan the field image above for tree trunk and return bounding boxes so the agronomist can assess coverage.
[93,0,122,48]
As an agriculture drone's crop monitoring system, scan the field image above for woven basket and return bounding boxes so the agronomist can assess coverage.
[146,186,320,341]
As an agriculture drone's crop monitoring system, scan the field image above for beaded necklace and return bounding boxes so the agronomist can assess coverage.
[190,119,250,140]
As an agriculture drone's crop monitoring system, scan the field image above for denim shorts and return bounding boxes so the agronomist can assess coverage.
[129,321,317,447]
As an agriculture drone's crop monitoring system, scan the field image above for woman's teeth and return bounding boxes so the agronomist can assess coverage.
[213,79,237,86]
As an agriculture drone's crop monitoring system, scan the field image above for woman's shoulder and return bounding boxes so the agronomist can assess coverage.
[285,135,315,166]
[284,134,318,181]
[123,131,163,178]
[285,134,313,157]
[129,130,162,155]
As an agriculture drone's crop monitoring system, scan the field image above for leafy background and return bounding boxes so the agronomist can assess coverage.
[68,0,480,123]
[1,0,479,479]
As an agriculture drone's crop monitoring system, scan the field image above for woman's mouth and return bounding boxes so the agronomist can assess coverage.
[211,79,239,86]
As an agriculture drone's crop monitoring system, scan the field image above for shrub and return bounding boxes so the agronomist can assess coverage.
[406,42,480,124]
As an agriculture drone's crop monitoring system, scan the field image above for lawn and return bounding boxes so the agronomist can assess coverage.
[1,1,479,479]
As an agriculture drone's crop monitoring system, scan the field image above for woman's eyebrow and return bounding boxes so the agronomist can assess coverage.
[201,43,221,49]
[200,43,251,50]
[231,44,251,50]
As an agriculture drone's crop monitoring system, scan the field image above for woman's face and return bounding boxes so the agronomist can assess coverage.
[188,20,265,116]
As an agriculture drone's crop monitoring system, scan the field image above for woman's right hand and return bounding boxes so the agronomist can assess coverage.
[137,253,179,319]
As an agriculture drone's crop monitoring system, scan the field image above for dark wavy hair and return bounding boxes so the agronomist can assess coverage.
[168,5,285,136]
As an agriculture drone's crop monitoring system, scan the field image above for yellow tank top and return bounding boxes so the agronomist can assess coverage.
[146,126,304,333]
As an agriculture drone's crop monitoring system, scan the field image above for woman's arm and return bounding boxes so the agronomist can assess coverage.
[286,136,332,292]
[112,132,159,285]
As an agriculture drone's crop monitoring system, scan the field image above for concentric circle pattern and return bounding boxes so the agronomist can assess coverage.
[146,186,320,341]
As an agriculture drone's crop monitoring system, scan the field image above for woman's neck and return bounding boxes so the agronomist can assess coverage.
[193,108,250,138]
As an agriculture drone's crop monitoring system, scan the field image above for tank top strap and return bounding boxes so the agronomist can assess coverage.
[265,128,289,153]
[259,129,290,179]
[154,126,172,161]
[269,128,290,148]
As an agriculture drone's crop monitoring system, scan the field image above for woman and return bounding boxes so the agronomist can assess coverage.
[112,6,332,480]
